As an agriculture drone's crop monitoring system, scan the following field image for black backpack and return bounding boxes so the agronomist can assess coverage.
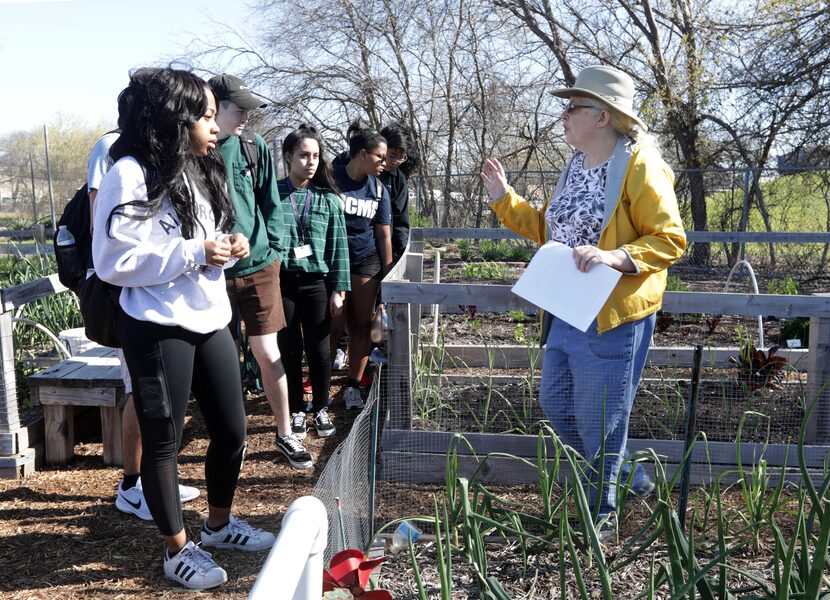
[54,184,121,348]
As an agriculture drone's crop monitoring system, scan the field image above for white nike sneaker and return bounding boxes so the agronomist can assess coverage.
[115,479,152,521]
[116,477,200,521]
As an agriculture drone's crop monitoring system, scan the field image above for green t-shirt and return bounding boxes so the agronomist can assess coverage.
[219,133,285,277]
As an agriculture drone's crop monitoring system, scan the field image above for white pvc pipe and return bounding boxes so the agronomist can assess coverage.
[249,496,328,600]
[724,259,765,348]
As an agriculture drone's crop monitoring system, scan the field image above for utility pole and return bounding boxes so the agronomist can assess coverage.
[29,151,38,224]
[43,124,56,230]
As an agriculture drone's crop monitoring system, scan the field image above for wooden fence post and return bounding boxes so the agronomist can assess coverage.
[807,294,830,443]
[0,310,35,478]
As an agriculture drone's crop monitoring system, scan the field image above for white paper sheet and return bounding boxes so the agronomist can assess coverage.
[511,241,622,332]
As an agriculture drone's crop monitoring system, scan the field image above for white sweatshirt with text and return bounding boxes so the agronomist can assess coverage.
[92,157,231,333]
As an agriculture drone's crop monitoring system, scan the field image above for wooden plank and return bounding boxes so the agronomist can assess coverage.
[806,311,830,443]
[379,450,827,486]
[421,344,810,371]
[0,448,36,480]
[380,428,830,469]
[1,274,68,312]
[33,385,123,408]
[382,282,534,311]
[44,405,74,465]
[387,303,412,429]
[100,406,123,466]
[0,312,19,434]
[382,282,830,319]
[663,292,830,318]
[404,253,424,339]
[418,228,830,244]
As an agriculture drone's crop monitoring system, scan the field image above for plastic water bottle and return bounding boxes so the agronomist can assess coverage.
[55,225,85,287]
[389,521,422,554]
[56,225,75,246]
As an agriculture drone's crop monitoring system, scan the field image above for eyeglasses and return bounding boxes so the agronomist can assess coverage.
[387,152,408,164]
[564,103,598,114]
[365,150,387,163]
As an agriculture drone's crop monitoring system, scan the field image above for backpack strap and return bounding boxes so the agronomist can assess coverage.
[373,175,384,203]
[239,129,259,188]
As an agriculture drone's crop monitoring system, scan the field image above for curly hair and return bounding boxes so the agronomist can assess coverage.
[281,124,339,193]
[108,67,234,238]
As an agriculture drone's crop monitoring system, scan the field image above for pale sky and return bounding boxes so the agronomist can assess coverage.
[0,0,257,135]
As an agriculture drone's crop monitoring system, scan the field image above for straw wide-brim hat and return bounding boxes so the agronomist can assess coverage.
[551,65,647,130]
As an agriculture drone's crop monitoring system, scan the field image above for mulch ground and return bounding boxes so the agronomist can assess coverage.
[0,386,356,599]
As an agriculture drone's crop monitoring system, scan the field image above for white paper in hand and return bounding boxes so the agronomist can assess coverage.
[511,241,622,332]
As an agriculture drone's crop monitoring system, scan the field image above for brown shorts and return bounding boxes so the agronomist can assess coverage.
[225,260,286,336]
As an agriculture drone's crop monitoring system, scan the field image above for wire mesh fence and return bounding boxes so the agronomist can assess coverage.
[311,370,381,563]
[413,166,830,283]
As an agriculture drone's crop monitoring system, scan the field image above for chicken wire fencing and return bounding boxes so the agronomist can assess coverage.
[368,306,830,530]
[413,166,830,283]
[311,367,382,563]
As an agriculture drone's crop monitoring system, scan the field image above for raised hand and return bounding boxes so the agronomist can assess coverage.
[479,158,509,201]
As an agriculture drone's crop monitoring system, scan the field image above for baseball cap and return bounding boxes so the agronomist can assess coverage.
[207,74,268,110]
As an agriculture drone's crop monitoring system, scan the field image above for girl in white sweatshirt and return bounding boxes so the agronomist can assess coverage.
[92,67,274,591]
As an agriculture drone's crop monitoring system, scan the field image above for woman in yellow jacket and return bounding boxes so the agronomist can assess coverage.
[481,66,686,533]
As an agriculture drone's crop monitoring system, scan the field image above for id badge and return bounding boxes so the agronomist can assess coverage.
[292,244,312,259]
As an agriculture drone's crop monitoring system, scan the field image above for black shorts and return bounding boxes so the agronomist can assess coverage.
[350,251,382,279]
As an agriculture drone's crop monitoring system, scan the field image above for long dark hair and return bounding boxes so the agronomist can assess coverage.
[346,118,386,158]
[108,67,234,238]
[281,124,339,193]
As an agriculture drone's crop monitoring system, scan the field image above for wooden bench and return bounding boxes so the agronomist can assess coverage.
[28,346,125,466]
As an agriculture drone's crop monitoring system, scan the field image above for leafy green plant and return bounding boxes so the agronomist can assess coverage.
[408,206,431,228]
[507,309,527,323]
[479,239,512,261]
[665,273,690,292]
[478,239,534,262]
[766,276,799,295]
[512,323,526,343]
[457,238,473,261]
[456,261,507,280]
[779,317,809,347]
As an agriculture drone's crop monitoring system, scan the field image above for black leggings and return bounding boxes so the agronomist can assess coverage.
[118,311,247,536]
[278,271,332,413]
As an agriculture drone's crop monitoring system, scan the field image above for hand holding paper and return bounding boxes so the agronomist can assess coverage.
[511,241,622,332]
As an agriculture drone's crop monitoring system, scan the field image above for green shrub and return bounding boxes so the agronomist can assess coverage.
[479,239,535,262]
[479,239,512,261]
[779,317,809,346]
[409,206,431,228]
[457,238,474,261]
[457,261,507,280]
[508,309,528,323]
[665,274,690,292]
[767,276,799,295]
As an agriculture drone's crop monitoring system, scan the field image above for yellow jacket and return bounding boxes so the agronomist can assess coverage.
[491,138,686,333]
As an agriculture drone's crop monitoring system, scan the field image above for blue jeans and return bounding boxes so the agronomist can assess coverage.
[540,313,655,516]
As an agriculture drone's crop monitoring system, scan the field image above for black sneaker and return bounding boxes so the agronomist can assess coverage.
[290,412,307,440]
[276,434,313,469]
[313,408,336,438]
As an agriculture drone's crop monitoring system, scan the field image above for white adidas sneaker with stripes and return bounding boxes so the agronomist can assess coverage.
[200,515,276,552]
[163,541,227,590]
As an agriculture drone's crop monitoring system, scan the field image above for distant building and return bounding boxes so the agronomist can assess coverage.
[777,146,830,172]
